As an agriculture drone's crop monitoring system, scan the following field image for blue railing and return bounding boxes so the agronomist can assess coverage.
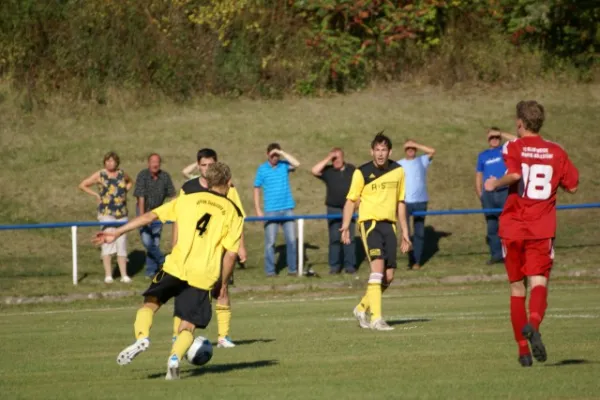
[1,203,598,230]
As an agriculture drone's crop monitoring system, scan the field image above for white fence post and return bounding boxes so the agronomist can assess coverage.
[297,218,304,277]
[71,225,78,286]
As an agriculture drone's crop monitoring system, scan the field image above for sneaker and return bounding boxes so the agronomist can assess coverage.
[370,318,394,331]
[518,354,533,367]
[117,337,150,365]
[165,354,180,380]
[104,276,114,284]
[120,276,132,283]
[522,324,547,362]
[353,306,370,329]
[217,336,236,348]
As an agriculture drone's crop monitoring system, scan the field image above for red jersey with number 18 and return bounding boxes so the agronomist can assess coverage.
[499,135,579,240]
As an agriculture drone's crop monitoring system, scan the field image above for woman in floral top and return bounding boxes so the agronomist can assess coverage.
[79,152,133,283]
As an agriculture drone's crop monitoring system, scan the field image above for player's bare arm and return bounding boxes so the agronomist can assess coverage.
[311,151,336,177]
[397,201,412,253]
[475,171,483,198]
[253,187,264,217]
[488,128,517,142]
[271,148,301,169]
[237,233,247,263]
[93,211,158,245]
[220,250,238,297]
[340,198,356,245]
[78,171,102,203]
[405,140,436,159]
[484,172,521,192]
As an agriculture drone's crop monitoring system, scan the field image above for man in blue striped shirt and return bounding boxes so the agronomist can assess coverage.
[253,143,301,276]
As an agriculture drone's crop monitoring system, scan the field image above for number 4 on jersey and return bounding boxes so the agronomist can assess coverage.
[521,163,553,200]
[196,213,212,236]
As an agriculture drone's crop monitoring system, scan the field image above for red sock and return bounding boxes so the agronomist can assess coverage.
[529,286,548,331]
[510,296,530,356]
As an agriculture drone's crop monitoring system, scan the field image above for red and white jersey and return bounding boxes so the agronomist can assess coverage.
[499,135,579,240]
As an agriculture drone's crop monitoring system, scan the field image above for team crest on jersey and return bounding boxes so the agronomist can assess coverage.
[368,173,376,179]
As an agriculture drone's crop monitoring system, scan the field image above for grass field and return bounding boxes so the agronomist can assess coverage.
[1,84,600,297]
[1,283,600,399]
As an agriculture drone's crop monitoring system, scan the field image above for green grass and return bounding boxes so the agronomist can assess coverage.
[1,84,600,297]
[1,283,600,399]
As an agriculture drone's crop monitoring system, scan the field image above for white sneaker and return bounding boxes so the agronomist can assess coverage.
[165,355,180,380]
[117,337,150,365]
[120,276,132,283]
[370,318,395,331]
[217,336,236,348]
[353,306,370,329]
[104,276,114,284]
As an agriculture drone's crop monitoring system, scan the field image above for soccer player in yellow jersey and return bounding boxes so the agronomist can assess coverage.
[94,162,244,380]
[341,132,412,331]
[172,148,246,349]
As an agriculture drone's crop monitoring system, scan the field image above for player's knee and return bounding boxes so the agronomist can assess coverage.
[368,272,383,284]
[509,280,526,297]
[528,275,548,288]
[142,297,161,311]
[178,320,195,333]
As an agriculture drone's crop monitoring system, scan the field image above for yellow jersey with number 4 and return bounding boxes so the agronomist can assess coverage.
[153,189,243,290]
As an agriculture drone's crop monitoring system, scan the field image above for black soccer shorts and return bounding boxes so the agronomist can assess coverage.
[143,271,212,329]
[359,220,397,268]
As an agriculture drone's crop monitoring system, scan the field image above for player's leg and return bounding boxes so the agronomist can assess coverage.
[353,222,374,328]
[503,239,532,366]
[264,217,279,276]
[213,279,235,348]
[369,223,397,331]
[411,202,426,270]
[282,210,298,274]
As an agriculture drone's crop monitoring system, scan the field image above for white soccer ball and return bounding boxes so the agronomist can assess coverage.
[186,336,213,366]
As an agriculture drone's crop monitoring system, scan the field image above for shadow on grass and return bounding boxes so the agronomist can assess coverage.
[210,338,275,347]
[545,359,596,367]
[147,360,279,379]
[111,249,146,278]
[274,242,320,274]
[387,318,431,326]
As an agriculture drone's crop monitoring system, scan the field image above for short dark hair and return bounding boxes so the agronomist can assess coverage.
[103,151,120,167]
[267,143,281,153]
[147,153,161,162]
[197,148,218,162]
[516,100,545,133]
[371,131,392,150]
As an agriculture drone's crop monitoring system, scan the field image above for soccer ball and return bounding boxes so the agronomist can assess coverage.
[186,336,213,366]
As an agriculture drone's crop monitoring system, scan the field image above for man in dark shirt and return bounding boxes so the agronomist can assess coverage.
[311,148,357,274]
[134,153,176,277]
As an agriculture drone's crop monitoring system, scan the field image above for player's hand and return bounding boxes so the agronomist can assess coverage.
[268,149,281,158]
[328,150,337,160]
[404,139,417,149]
[340,226,351,245]
[400,233,412,254]
[92,231,118,245]
[484,176,497,192]
[237,245,247,264]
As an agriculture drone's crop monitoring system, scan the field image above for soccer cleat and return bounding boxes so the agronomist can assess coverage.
[353,306,370,329]
[116,337,150,366]
[120,276,132,283]
[165,355,180,380]
[217,336,236,348]
[370,318,394,331]
[518,354,533,367]
[104,276,114,284]
[522,324,547,362]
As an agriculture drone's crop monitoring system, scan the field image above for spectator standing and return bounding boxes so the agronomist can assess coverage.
[476,128,517,265]
[311,148,357,274]
[397,140,436,270]
[134,153,176,278]
[79,152,133,283]
[253,143,301,277]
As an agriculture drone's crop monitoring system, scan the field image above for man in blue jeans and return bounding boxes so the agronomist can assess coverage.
[397,140,436,270]
[134,153,176,277]
[253,143,301,277]
[475,128,516,265]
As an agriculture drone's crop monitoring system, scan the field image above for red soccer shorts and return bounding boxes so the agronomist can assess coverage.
[501,238,554,282]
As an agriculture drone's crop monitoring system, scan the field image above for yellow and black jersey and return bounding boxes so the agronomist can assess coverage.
[153,188,244,291]
[181,179,246,218]
[346,161,406,223]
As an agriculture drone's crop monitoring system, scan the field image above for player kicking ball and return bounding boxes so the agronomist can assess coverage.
[484,101,579,366]
[341,132,412,331]
[93,162,244,379]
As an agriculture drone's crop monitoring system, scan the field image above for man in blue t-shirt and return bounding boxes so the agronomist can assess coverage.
[397,139,436,270]
[253,143,301,277]
[475,128,516,265]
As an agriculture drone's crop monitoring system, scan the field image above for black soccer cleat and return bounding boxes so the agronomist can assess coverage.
[518,354,533,367]
[522,323,547,362]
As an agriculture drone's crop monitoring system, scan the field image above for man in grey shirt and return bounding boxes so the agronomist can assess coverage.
[134,153,176,277]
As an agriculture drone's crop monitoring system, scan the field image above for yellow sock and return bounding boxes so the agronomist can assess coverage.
[356,295,369,313]
[367,283,383,320]
[172,316,181,341]
[170,330,194,361]
[133,307,154,340]
[216,304,231,339]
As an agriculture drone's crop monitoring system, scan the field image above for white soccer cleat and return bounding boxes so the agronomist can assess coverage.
[104,276,114,284]
[116,337,150,365]
[165,355,180,380]
[120,276,132,283]
[353,306,370,329]
[217,336,236,348]
[370,318,394,331]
